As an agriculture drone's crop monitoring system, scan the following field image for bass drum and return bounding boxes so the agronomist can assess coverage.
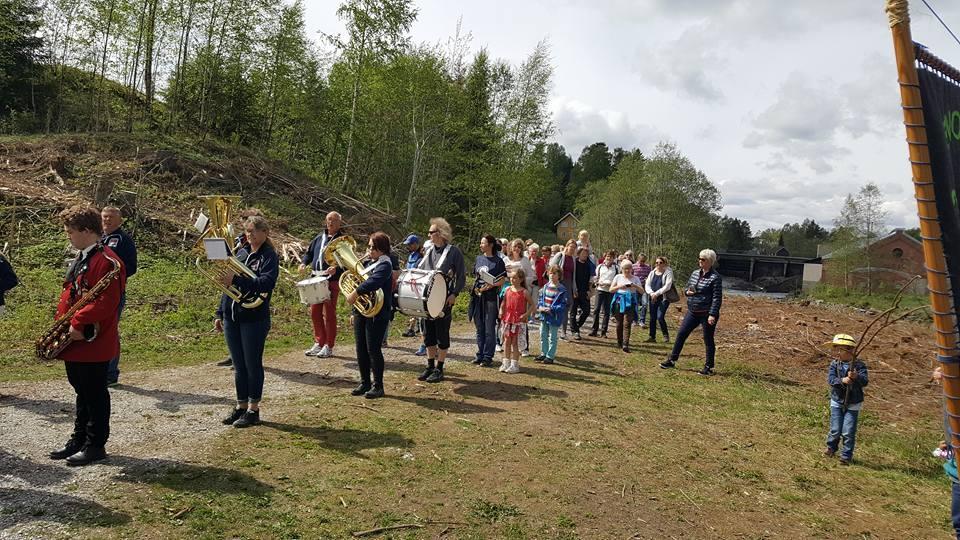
[396,269,448,319]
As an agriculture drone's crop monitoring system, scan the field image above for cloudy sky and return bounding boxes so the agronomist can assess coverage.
[304,0,960,232]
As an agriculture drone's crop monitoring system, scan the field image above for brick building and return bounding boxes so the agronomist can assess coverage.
[820,229,924,292]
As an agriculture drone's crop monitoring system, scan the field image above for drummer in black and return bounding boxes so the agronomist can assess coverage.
[416,217,466,383]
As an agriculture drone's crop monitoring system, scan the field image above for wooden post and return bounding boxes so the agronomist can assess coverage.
[886,0,960,451]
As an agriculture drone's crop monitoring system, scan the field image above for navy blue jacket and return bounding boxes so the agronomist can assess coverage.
[216,243,279,323]
[0,254,17,306]
[683,268,722,317]
[355,255,394,321]
[103,228,137,278]
[302,230,345,281]
[828,359,869,406]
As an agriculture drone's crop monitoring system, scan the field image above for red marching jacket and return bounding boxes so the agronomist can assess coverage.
[55,245,127,363]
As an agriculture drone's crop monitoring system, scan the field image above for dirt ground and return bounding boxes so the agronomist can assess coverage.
[0,295,950,539]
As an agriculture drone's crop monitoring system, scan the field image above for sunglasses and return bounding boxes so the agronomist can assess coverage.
[428,229,439,234]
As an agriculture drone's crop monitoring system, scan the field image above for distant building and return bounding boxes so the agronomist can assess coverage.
[554,212,579,241]
[820,229,925,292]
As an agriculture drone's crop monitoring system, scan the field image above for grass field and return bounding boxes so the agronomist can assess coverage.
[33,325,951,540]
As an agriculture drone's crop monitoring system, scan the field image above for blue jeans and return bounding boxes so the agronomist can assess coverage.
[952,480,960,539]
[638,292,648,324]
[223,317,270,403]
[826,405,859,460]
[106,291,126,382]
[649,298,670,339]
[474,299,498,362]
[540,322,559,359]
[668,312,717,369]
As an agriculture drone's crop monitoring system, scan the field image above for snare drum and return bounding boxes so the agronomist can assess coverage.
[296,275,331,305]
[396,269,448,319]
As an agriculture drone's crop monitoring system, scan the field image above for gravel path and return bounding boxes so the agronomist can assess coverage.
[0,331,483,539]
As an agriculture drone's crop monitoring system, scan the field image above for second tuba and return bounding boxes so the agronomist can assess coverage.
[193,195,267,309]
[323,235,383,317]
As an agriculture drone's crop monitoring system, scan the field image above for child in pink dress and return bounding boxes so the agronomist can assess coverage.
[499,269,534,373]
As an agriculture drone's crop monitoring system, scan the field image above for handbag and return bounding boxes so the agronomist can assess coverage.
[665,285,680,303]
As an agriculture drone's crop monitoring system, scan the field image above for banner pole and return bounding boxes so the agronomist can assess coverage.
[886,0,960,451]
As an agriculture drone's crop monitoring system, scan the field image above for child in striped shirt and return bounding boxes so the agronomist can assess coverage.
[535,265,568,365]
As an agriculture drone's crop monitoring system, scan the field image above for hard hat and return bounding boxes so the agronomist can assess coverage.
[825,334,857,348]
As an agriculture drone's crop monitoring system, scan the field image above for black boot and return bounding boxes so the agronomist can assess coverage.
[65,446,107,466]
[351,382,372,396]
[364,385,385,399]
[49,440,83,460]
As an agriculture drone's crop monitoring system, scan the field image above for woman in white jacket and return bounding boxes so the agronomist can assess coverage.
[644,256,674,343]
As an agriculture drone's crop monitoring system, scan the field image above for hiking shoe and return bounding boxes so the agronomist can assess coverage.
[317,345,332,358]
[659,360,675,369]
[417,367,434,381]
[401,329,416,338]
[305,343,323,356]
[364,385,385,399]
[823,447,836,458]
[534,355,546,363]
[414,344,427,356]
[233,410,260,428]
[480,358,494,367]
[351,383,372,396]
[216,356,234,366]
[222,408,245,425]
[839,457,851,466]
[472,357,484,365]
[542,357,554,365]
[426,369,444,383]
[698,367,714,376]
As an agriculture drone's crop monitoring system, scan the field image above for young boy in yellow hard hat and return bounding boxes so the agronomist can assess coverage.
[823,334,869,465]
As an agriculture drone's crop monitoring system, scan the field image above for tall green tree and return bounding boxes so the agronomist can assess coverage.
[718,216,753,252]
[0,0,45,120]
[568,142,613,201]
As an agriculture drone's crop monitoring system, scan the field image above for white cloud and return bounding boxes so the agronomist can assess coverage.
[633,25,725,102]
[551,97,664,157]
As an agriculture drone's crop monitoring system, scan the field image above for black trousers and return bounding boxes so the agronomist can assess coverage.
[592,290,612,334]
[65,361,111,448]
[355,314,389,386]
[571,291,591,332]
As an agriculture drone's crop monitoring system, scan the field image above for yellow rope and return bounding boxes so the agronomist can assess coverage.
[886,0,910,28]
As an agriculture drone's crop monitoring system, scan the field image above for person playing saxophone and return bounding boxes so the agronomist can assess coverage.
[48,206,126,466]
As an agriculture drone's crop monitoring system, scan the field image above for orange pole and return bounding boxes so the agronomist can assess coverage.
[886,0,960,452]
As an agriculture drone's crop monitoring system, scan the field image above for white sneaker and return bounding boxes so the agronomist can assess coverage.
[505,360,520,373]
[499,358,510,372]
[317,345,332,358]
[305,343,323,356]
[521,349,530,357]
[495,344,503,353]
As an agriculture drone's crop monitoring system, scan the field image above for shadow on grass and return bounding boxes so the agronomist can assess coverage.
[265,421,414,457]
[0,487,130,528]
[389,394,505,414]
[517,365,604,385]
[552,355,622,378]
[107,455,274,495]
[0,449,73,486]
[852,458,944,480]
[446,377,568,402]
[264,366,355,389]
[0,395,74,425]
[111,385,227,412]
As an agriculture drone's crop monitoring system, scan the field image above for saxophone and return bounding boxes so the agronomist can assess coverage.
[36,248,123,361]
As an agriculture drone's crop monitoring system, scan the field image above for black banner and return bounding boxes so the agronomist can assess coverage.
[917,63,960,320]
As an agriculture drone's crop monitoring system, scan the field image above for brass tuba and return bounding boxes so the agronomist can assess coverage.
[323,235,383,317]
[193,196,266,309]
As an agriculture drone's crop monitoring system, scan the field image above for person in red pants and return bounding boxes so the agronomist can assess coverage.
[48,205,126,466]
[300,212,344,358]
